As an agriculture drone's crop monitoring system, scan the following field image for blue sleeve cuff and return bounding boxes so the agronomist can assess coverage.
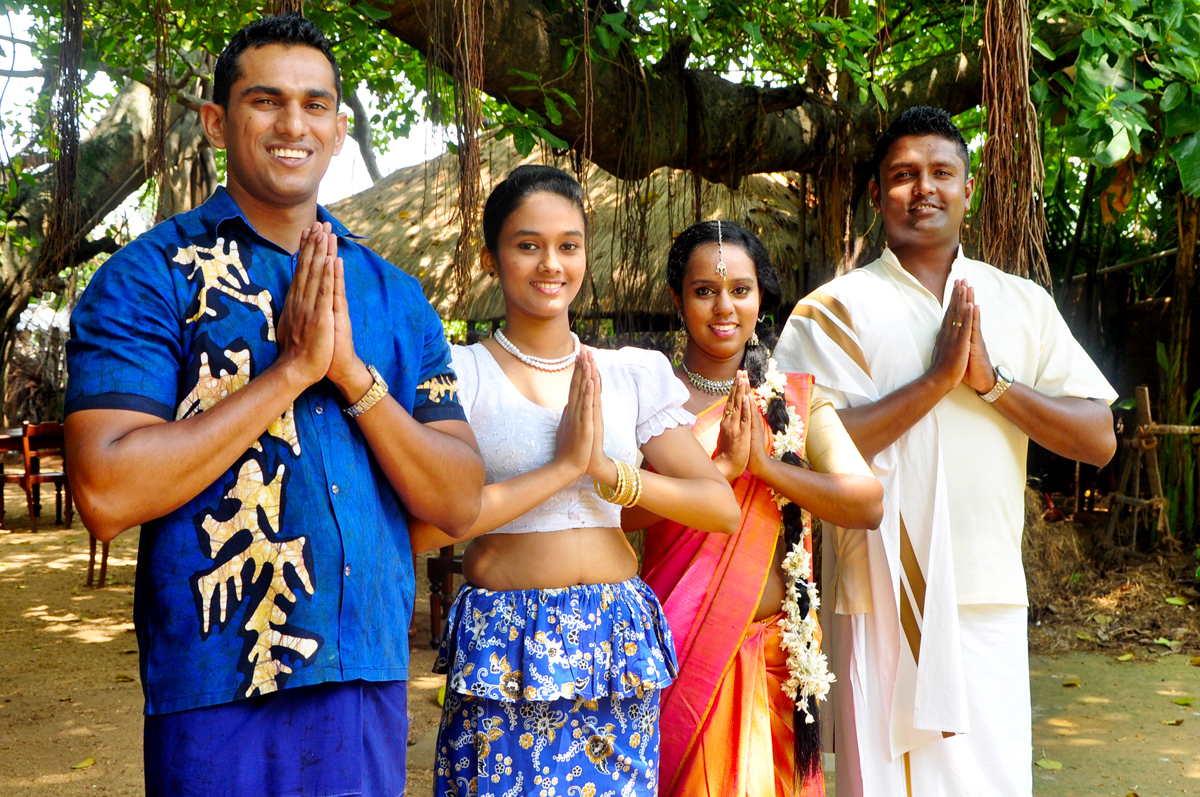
[64,392,175,421]
[412,403,467,425]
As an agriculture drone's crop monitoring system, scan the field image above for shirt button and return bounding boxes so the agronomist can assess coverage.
[331,484,339,495]
[315,404,323,415]
[344,564,351,577]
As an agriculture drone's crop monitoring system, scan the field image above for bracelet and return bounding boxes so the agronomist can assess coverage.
[345,365,389,418]
[593,459,643,507]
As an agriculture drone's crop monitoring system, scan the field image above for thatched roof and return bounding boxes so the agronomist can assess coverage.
[327,134,817,322]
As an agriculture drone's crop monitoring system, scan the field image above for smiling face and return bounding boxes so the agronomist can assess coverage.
[870,134,973,254]
[676,241,761,363]
[201,43,347,210]
[483,191,587,323]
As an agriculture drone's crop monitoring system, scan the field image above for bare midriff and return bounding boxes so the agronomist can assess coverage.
[463,526,640,591]
[753,535,787,621]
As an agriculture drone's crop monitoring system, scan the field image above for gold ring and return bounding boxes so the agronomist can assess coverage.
[952,320,963,327]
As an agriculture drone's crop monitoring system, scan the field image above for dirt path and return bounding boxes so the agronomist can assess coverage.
[2,512,1196,795]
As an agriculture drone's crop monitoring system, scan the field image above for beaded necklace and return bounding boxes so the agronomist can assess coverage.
[493,329,580,372]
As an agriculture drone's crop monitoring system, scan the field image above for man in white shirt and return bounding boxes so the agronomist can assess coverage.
[775,106,1117,796]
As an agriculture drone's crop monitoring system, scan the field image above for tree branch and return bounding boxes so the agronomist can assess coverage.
[346,87,382,183]
[365,0,1083,185]
[72,235,120,265]
[0,68,42,79]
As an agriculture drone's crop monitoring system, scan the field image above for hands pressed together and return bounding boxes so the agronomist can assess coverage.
[275,222,368,403]
[928,279,997,397]
[554,349,621,486]
[711,371,769,482]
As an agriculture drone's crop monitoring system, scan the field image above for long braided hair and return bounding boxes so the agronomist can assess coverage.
[667,220,822,788]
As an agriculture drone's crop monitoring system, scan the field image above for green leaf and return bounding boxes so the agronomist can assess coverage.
[511,127,536,157]
[601,12,627,27]
[1117,652,1135,661]
[543,97,562,126]
[1083,27,1105,46]
[534,127,570,148]
[354,3,392,21]
[1115,397,1137,410]
[509,69,541,83]
[1165,98,1200,137]
[1169,133,1200,196]
[1162,82,1188,112]
[1094,129,1134,166]
[1172,696,1197,705]
[742,21,762,44]
[1031,36,1056,59]
[1035,756,1063,770]
[71,758,95,769]
[870,82,888,110]
[595,25,614,52]
[1165,596,1190,606]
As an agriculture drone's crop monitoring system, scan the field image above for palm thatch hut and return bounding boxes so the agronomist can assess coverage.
[327,134,832,330]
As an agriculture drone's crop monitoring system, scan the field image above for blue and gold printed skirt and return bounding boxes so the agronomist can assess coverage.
[433,578,678,797]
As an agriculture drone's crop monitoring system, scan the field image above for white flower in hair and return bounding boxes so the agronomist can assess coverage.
[753,355,834,721]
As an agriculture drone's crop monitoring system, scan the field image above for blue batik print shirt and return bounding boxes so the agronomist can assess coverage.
[65,186,465,715]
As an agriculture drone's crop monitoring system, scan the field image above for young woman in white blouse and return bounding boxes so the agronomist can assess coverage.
[412,165,740,797]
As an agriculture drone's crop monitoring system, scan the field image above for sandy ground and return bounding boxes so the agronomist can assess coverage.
[1,506,1197,795]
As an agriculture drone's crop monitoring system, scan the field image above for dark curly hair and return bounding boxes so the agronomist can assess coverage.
[871,105,970,184]
[666,220,822,784]
[213,14,341,109]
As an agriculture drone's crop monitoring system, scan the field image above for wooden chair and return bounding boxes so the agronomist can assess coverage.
[426,546,462,648]
[7,422,74,533]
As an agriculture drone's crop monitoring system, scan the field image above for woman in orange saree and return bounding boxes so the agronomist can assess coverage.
[632,221,883,797]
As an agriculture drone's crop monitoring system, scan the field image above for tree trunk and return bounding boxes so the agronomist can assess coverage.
[1168,194,1200,425]
[0,80,201,384]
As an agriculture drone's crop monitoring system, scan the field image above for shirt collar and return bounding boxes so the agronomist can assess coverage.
[879,245,969,307]
[179,185,364,246]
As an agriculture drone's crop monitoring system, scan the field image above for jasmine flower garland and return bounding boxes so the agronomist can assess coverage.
[752,358,835,723]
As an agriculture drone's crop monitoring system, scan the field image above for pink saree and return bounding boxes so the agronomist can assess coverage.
[641,373,824,797]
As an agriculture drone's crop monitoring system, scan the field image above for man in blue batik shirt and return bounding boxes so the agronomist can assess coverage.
[64,15,484,796]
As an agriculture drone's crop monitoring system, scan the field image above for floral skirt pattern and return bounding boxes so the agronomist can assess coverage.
[434,579,677,797]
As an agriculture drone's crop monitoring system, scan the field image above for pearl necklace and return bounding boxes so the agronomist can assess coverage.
[493,329,580,372]
[682,362,735,395]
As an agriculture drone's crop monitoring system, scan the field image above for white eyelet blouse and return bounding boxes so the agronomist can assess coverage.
[450,343,695,534]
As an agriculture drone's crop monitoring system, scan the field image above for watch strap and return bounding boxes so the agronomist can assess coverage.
[346,365,389,417]
[979,366,1012,403]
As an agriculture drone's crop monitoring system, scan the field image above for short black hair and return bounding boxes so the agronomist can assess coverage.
[871,106,970,184]
[482,165,586,253]
[212,14,341,109]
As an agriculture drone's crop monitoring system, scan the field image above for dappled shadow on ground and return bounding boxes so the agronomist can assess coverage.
[1031,652,1200,796]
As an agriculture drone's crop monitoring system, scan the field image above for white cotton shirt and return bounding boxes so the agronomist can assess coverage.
[818,248,1117,605]
[451,343,694,534]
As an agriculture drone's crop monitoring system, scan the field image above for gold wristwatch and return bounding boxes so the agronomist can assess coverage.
[345,365,389,418]
[978,364,1014,403]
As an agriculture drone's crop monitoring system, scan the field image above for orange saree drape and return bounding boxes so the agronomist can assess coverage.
[641,373,824,797]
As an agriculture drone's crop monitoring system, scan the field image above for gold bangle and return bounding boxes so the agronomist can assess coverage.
[624,465,643,507]
[595,459,637,506]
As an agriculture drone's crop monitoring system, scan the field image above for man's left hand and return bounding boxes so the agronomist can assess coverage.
[318,229,371,403]
[962,283,996,394]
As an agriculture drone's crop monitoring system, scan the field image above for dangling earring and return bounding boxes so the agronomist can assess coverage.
[748,331,760,347]
[677,310,688,336]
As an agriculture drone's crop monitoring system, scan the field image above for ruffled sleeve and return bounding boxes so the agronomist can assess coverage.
[448,344,481,422]
[619,346,695,446]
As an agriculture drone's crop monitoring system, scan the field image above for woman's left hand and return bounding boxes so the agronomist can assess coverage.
[747,402,770,477]
[582,349,617,484]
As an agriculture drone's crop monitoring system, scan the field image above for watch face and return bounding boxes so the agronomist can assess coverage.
[996,365,1015,383]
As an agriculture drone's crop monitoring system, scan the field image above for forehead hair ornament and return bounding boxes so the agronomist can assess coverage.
[715,220,728,281]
